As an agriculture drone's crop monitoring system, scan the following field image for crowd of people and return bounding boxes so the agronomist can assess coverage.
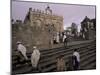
[53,32,69,48]
[15,41,80,72]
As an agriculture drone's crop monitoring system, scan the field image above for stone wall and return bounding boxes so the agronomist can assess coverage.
[12,7,64,51]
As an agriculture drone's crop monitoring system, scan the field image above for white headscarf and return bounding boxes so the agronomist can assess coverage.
[17,42,28,60]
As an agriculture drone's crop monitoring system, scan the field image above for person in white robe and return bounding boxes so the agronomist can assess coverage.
[73,49,80,70]
[31,46,40,69]
[56,32,59,43]
[63,34,66,42]
[17,41,28,60]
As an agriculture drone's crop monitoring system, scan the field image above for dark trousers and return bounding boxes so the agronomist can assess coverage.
[17,51,28,64]
[73,61,79,70]
[64,42,67,47]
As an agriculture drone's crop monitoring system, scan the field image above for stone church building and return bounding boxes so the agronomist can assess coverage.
[12,5,64,50]
[80,16,96,40]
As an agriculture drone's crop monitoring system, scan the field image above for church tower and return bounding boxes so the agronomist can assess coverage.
[45,4,52,14]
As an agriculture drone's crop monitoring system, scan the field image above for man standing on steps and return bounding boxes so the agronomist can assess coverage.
[64,37,68,47]
[31,46,41,71]
[17,41,28,64]
[63,34,66,43]
[72,49,80,70]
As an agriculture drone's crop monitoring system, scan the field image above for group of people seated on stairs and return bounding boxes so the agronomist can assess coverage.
[16,41,80,72]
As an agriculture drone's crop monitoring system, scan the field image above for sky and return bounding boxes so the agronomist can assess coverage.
[12,1,96,31]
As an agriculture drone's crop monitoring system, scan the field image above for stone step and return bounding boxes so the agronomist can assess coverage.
[12,44,95,71]
[40,45,95,64]
[80,54,96,68]
[82,62,96,70]
[32,42,94,56]
[12,40,94,57]
[12,43,95,66]
[39,47,96,69]
[12,41,96,74]
[13,47,96,73]
[42,49,96,72]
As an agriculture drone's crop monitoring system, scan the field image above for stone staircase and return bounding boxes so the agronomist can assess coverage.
[12,40,96,74]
